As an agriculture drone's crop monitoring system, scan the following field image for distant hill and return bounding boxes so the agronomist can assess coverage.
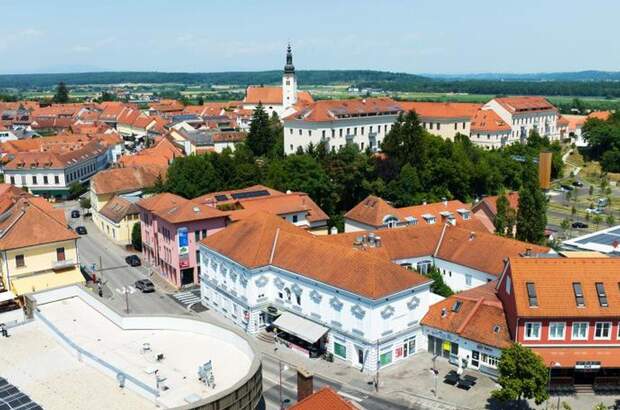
[425,70,620,82]
[0,70,428,89]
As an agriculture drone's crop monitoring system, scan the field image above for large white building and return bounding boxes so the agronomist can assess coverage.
[199,212,441,372]
[483,96,560,142]
[242,45,314,119]
[283,98,402,154]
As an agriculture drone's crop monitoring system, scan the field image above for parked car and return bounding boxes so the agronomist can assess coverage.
[71,210,80,218]
[598,198,609,208]
[560,184,574,191]
[572,222,589,229]
[75,226,87,235]
[134,279,155,293]
[125,255,141,267]
[572,181,584,187]
[586,208,604,215]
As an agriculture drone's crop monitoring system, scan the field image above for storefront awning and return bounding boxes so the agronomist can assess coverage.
[533,347,620,368]
[272,312,328,344]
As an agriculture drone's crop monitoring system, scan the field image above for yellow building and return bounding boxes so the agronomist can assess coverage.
[0,192,83,296]
[90,165,162,245]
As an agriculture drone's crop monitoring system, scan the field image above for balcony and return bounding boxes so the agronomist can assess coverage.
[52,259,76,271]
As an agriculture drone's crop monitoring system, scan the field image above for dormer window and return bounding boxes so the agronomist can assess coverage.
[457,208,471,220]
[526,282,538,307]
[422,213,436,224]
[596,282,608,307]
[573,282,585,307]
[404,216,417,226]
[451,300,463,313]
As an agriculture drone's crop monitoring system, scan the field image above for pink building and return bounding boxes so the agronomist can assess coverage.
[137,193,229,287]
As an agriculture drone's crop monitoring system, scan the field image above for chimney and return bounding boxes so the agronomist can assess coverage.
[297,368,313,402]
[375,235,382,247]
[442,197,448,206]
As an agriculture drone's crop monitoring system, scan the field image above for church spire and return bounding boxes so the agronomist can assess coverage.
[284,43,295,74]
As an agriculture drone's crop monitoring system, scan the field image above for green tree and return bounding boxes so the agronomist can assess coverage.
[197,95,204,105]
[68,182,86,199]
[492,343,549,405]
[79,197,91,210]
[589,185,594,197]
[164,154,220,198]
[246,104,276,157]
[53,81,70,103]
[593,214,603,229]
[426,266,453,297]
[560,218,570,238]
[131,222,142,252]
[516,162,547,244]
[494,193,510,235]
[607,213,616,227]
[385,164,422,207]
[571,205,577,218]
[381,111,428,170]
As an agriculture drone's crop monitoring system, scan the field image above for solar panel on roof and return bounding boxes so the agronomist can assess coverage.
[0,380,41,410]
[214,194,229,202]
[576,234,620,246]
[231,190,270,200]
[607,228,620,235]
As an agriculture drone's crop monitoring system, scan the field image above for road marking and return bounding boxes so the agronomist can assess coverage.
[337,391,364,402]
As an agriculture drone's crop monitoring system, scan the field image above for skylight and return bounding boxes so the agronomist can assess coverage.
[526,282,538,307]
[573,282,585,307]
[596,282,608,307]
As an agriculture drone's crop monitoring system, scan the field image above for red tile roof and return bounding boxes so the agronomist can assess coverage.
[399,102,481,119]
[118,137,183,168]
[91,165,164,195]
[471,109,511,133]
[507,257,620,318]
[587,111,611,121]
[289,387,357,410]
[285,98,402,123]
[494,97,557,114]
[472,192,519,216]
[202,212,430,299]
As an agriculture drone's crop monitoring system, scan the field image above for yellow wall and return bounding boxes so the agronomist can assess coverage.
[96,213,139,245]
[0,239,83,296]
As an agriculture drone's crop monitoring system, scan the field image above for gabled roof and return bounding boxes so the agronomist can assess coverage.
[98,196,139,223]
[421,281,511,349]
[91,165,164,195]
[136,192,227,224]
[493,96,557,114]
[118,137,183,168]
[284,98,402,123]
[0,197,77,250]
[472,192,519,216]
[399,102,481,120]
[289,387,357,410]
[201,212,430,299]
[244,86,283,105]
[470,109,511,133]
[136,192,186,212]
[587,111,611,121]
[507,257,620,318]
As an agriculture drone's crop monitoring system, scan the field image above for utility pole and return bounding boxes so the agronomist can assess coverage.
[279,358,283,410]
[375,341,379,392]
[125,287,130,314]
[99,255,103,281]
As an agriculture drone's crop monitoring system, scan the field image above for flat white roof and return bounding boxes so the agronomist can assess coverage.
[36,296,253,409]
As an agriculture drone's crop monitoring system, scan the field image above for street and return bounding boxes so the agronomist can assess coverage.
[56,201,418,410]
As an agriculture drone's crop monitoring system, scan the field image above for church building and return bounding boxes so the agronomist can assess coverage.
[242,45,313,119]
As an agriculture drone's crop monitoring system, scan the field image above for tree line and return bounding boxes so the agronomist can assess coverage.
[582,112,620,172]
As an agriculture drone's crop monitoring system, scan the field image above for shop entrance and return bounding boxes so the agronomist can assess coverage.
[180,268,194,285]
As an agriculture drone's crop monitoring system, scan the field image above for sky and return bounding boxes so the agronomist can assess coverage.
[1,0,619,75]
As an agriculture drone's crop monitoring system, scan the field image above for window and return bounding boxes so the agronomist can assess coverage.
[595,322,611,339]
[548,322,566,340]
[573,282,585,307]
[334,342,347,359]
[295,293,301,305]
[322,130,325,139]
[436,123,440,130]
[15,254,25,267]
[465,274,472,286]
[292,215,298,223]
[526,282,538,307]
[298,129,302,136]
[9,176,15,185]
[202,229,207,238]
[339,129,343,137]
[524,322,541,340]
[416,260,432,275]
[379,351,392,366]
[596,282,608,307]
[194,231,200,242]
[572,322,588,340]
[56,247,65,261]
[505,276,512,295]
[454,123,458,130]
[32,175,37,185]
[43,176,48,185]
[331,129,335,138]
[308,130,311,136]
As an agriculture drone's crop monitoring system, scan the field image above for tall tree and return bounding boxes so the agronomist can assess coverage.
[494,193,509,235]
[53,81,70,103]
[131,223,142,252]
[381,111,428,170]
[516,162,547,244]
[246,104,276,157]
[164,154,220,198]
[492,343,549,405]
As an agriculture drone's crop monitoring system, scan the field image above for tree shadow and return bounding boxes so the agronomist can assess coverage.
[485,397,535,410]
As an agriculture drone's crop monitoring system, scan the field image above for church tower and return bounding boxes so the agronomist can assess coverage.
[282,44,297,109]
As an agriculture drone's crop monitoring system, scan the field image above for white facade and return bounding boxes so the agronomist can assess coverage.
[484,99,560,142]
[469,129,515,150]
[284,115,398,155]
[199,246,442,372]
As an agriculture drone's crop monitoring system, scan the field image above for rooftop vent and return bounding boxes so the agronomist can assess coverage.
[192,206,200,213]
[441,308,447,318]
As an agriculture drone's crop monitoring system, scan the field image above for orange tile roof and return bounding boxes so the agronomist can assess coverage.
[472,192,519,216]
[3,140,108,170]
[244,86,283,105]
[91,165,164,195]
[587,111,611,121]
[285,98,402,122]
[153,200,228,224]
[507,257,620,318]
[202,212,430,299]
[0,132,118,155]
[289,387,357,410]
[471,109,511,133]
[399,102,481,119]
[136,192,186,212]
[118,137,183,168]
[0,197,77,250]
[345,195,476,229]
[494,96,557,114]
[98,196,139,223]
[533,347,620,368]
[422,282,512,349]
[561,114,587,131]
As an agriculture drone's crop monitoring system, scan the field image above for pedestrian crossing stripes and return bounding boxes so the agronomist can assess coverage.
[173,290,201,306]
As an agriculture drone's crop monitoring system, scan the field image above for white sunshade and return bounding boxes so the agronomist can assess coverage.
[0,290,16,303]
[272,312,329,344]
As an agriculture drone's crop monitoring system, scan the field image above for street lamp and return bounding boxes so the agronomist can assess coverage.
[546,361,561,410]
[273,347,289,409]
[118,286,136,314]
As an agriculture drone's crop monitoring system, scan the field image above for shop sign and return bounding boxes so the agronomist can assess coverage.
[576,361,601,370]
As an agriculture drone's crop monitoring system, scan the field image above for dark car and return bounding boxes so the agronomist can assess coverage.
[71,210,80,218]
[572,221,588,229]
[572,181,584,187]
[125,255,141,267]
[134,279,155,293]
[560,184,574,191]
[75,226,88,235]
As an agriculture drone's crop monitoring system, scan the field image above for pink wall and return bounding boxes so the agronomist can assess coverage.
[139,209,227,288]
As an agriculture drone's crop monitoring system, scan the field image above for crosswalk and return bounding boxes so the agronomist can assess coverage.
[172,290,201,307]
